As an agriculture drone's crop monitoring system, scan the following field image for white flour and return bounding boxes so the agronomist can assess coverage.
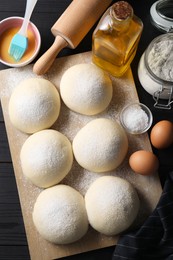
[148,39,173,81]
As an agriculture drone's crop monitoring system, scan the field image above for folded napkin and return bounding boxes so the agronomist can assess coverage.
[112,172,173,260]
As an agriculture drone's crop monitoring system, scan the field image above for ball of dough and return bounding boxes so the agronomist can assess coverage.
[20,129,73,188]
[9,78,60,133]
[60,63,113,115]
[85,176,140,236]
[72,118,128,172]
[33,185,89,244]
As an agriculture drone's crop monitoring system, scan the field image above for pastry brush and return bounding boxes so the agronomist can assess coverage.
[8,0,38,61]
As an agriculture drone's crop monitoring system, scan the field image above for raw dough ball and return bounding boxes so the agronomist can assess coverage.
[9,78,60,133]
[33,185,88,244]
[20,129,73,188]
[85,176,140,236]
[72,118,128,172]
[60,63,113,115]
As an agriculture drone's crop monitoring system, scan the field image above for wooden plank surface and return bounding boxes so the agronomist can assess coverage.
[0,107,30,259]
[0,51,162,259]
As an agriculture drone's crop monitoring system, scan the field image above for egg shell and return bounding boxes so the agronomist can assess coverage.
[150,120,173,149]
[129,150,159,176]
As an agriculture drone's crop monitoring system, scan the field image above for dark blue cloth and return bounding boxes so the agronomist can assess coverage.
[112,172,173,260]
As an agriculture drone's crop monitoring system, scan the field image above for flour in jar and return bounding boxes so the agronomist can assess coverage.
[148,39,173,81]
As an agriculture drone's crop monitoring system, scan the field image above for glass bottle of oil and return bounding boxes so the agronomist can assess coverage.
[92,1,143,77]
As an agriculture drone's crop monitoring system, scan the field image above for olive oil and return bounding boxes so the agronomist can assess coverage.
[92,1,143,77]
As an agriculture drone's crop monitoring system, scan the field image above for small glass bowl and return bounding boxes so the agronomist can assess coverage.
[119,102,153,134]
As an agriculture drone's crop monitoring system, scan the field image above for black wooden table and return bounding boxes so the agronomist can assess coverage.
[0,0,173,259]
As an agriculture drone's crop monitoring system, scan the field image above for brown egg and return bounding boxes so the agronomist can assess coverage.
[129,150,159,176]
[150,120,173,149]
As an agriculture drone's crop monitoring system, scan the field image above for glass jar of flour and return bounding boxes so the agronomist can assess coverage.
[138,33,173,109]
[138,0,173,109]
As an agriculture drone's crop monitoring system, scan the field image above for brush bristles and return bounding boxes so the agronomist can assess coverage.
[8,34,28,61]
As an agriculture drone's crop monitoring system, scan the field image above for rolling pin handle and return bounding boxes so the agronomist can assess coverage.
[33,36,68,75]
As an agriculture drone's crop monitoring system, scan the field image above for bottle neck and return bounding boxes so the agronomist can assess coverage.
[109,1,133,30]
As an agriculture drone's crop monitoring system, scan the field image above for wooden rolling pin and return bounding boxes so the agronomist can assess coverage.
[33,0,112,75]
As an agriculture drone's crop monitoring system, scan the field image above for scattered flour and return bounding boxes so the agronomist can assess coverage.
[0,62,148,198]
[0,58,156,246]
[0,65,47,97]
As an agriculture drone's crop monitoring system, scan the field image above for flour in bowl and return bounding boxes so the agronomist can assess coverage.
[148,39,173,81]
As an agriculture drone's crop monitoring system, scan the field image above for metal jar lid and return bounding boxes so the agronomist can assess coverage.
[150,0,173,32]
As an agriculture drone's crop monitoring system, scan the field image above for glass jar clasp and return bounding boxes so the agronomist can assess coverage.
[153,85,173,109]
[167,26,173,33]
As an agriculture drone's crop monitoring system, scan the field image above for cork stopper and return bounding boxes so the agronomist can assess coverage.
[111,1,133,21]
